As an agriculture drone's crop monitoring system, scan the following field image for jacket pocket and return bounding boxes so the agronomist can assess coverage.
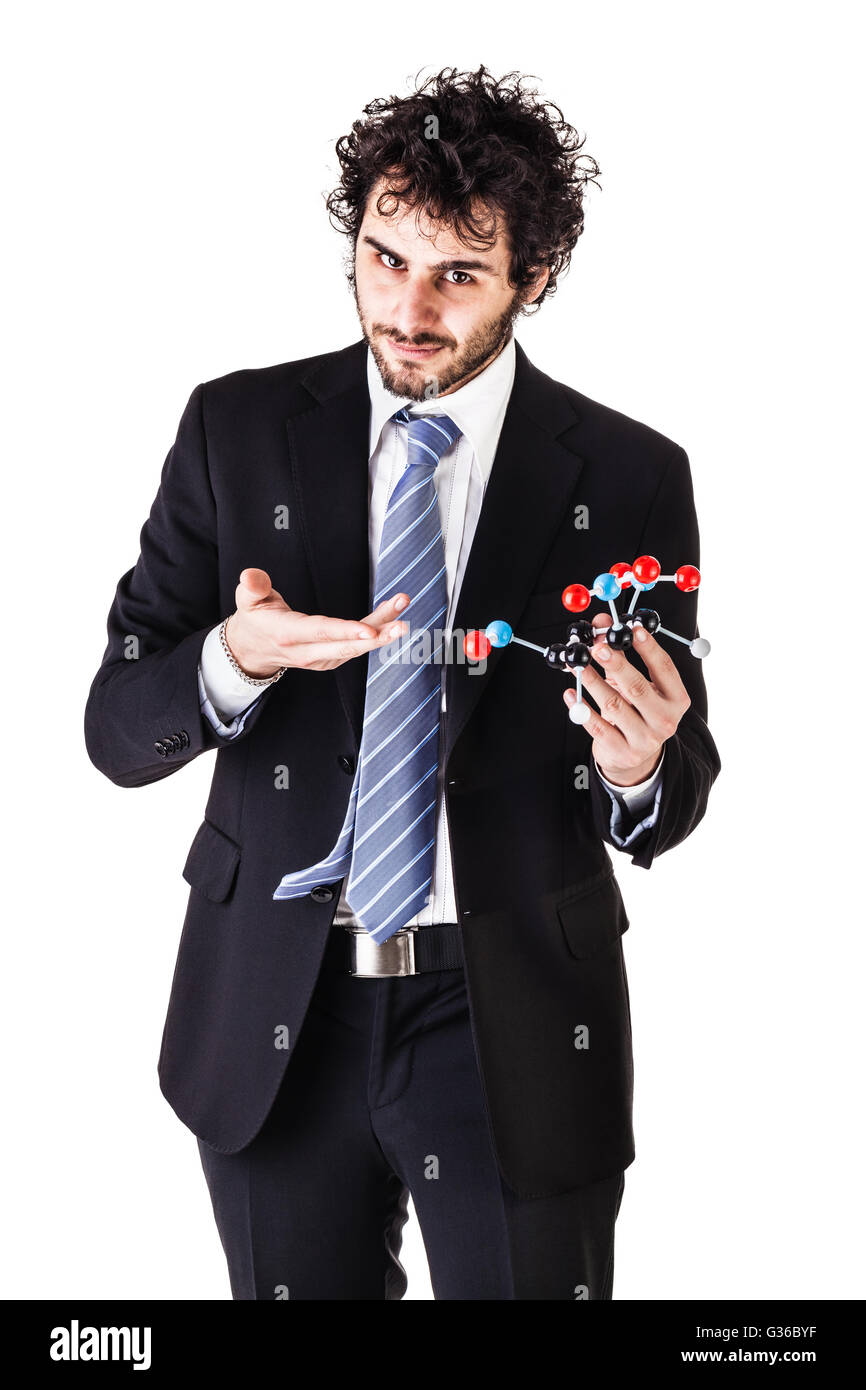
[556,865,630,960]
[182,819,241,903]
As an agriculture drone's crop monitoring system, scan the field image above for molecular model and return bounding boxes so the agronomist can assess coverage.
[463,555,711,725]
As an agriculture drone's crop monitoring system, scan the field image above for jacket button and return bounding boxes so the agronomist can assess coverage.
[154,741,168,757]
[338,755,354,774]
[179,729,190,750]
[310,885,335,903]
[448,778,461,790]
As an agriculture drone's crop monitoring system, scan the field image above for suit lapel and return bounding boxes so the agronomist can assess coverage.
[285,340,371,750]
[285,338,586,768]
[442,344,585,768]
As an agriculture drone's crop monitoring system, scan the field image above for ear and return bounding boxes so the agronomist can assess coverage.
[522,265,551,305]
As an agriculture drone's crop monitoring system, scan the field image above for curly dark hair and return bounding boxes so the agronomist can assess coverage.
[326,66,601,311]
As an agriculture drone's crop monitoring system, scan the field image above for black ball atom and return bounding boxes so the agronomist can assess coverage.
[544,643,568,668]
[605,624,633,651]
[565,642,591,668]
[567,620,594,644]
[633,607,660,634]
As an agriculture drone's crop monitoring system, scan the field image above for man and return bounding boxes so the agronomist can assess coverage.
[85,67,720,1300]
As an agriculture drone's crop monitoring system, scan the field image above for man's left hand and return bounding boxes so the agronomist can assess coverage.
[562,614,691,788]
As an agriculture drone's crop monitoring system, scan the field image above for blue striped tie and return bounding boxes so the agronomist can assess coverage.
[272,409,461,944]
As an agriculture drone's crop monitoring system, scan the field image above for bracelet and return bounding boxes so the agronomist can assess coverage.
[219,616,287,688]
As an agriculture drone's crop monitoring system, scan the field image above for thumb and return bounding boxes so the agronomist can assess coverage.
[236,567,288,610]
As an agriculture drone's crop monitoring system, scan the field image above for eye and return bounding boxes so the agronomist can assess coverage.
[443,269,473,285]
[378,252,404,270]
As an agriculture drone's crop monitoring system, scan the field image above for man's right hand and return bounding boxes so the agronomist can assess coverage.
[223,568,410,678]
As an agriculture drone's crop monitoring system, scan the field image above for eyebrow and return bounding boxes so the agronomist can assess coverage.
[362,235,495,275]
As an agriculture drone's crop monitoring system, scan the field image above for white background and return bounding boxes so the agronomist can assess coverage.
[3,0,863,1300]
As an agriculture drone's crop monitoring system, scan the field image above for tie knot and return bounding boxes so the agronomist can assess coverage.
[392,408,462,466]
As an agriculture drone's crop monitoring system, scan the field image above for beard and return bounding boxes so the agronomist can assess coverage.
[356,285,523,400]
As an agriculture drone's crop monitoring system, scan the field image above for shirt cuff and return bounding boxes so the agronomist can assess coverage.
[594,746,666,816]
[198,625,265,737]
[608,775,664,850]
[198,664,264,739]
[199,622,267,721]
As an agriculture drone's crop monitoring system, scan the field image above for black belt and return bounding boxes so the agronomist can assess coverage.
[323,923,464,977]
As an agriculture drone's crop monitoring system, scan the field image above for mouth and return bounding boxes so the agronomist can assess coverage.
[385,338,448,361]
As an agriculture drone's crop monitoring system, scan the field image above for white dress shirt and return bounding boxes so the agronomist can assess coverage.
[197,336,665,923]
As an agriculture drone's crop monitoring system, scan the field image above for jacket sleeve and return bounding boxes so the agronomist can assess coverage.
[84,382,275,788]
[587,444,721,868]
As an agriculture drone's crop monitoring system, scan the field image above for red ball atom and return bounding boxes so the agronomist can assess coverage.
[632,554,661,584]
[464,630,491,661]
[675,564,701,592]
[610,562,632,588]
[562,584,591,613]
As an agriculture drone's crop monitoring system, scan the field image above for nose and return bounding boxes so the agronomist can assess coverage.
[390,276,440,340]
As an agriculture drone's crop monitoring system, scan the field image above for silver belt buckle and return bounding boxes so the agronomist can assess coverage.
[347,926,417,977]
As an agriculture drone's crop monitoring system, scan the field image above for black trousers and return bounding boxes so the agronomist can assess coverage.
[197,955,626,1300]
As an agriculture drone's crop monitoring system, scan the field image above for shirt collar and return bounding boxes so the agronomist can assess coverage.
[366,334,516,484]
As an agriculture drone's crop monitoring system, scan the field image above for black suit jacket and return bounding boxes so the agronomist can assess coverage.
[84,338,720,1199]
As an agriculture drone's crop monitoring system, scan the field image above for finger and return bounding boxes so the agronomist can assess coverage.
[237,567,275,603]
[584,616,618,671]
[587,614,611,651]
[583,638,668,725]
[563,688,633,762]
[578,663,659,751]
[360,592,411,629]
[588,614,653,691]
[564,689,664,788]
[586,614,614,669]
[285,625,407,666]
[586,618,689,739]
[628,624,691,705]
[283,611,408,647]
[236,568,295,618]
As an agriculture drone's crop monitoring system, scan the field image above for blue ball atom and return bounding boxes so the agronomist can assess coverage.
[593,572,622,601]
[485,620,513,648]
